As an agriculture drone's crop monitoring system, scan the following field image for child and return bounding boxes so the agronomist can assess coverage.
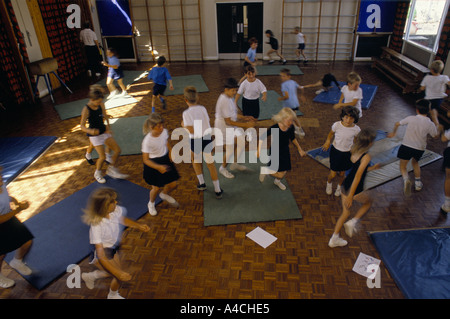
[328,128,380,248]
[244,37,258,69]
[0,167,34,288]
[214,78,256,179]
[303,73,341,95]
[440,126,450,214]
[235,65,267,120]
[333,72,363,118]
[418,60,450,127]
[80,21,102,77]
[142,113,180,215]
[147,56,174,113]
[80,85,129,184]
[265,30,286,65]
[387,99,439,195]
[257,108,307,190]
[292,27,308,64]
[101,48,127,99]
[278,68,306,138]
[182,86,223,199]
[81,187,149,298]
[322,106,361,197]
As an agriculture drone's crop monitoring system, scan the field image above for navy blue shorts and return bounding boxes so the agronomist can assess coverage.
[190,136,214,154]
[397,144,424,161]
[297,43,305,50]
[107,67,124,80]
[153,83,167,96]
[428,98,443,110]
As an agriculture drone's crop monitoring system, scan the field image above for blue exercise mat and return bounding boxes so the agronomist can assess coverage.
[369,227,450,299]
[5,177,159,290]
[0,136,57,185]
[312,81,378,109]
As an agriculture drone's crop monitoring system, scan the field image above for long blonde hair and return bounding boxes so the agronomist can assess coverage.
[272,107,296,124]
[143,112,164,135]
[350,127,377,156]
[82,187,118,226]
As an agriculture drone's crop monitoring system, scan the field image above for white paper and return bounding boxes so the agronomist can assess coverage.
[352,252,381,278]
[246,227,277,248]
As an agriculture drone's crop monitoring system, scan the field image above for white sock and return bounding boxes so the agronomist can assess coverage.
[95,169,102,174]
[197,174,205,185]
[274,178,281,184]
[445,196,450,207]
[212,180,221,193]
[93,270,108,279]
[109,289,119,296]
[402,173,409,181]
[86,152,92,159]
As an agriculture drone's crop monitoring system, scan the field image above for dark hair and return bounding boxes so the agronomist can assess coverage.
[415,99,431,115]
[224,78,239,89]
[280,68,291,76]
[245,65,256,74]
[108,47,118,57]
[265,30,274,36]
[340,105,360,124]
[248,37,258,45]
[83,21,91,29]
[157,56,166,66]
[89,84,105,100]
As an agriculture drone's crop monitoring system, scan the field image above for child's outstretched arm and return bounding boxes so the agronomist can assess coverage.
[321,130,335,150]
[292,138,306,157]
[387,122,400,138]
[122,217,150,232]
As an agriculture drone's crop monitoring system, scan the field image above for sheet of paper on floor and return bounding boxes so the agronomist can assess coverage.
[352,252,381,278]
[246,227,277,248]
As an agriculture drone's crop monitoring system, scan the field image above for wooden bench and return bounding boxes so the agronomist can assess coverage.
[372,47,430,94]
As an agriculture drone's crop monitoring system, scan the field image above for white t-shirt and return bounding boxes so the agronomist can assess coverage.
[237,79,267,100]
[421,74,450,100]
[332,121,361,152]
[182,105,211,139]
[296,33,305,44]
[80,28,98,46]
[215,93,241,146]
[399,115,438,151]
[142,129,169,158]
[341,85,363,118]
[89,205,125,248]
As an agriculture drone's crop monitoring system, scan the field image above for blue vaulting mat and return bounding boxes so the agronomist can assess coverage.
[5,177,158,290]
[369,227,450,299]
[312,81,378,110]
[0,136,57,185]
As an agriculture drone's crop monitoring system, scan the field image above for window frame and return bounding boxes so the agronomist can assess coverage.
[403,0,450,54]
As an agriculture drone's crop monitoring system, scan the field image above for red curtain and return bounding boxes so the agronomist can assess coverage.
[0,0,34,106]
[37,0,85,83]
[389,1,411,53]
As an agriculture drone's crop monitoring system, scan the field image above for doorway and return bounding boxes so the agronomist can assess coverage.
[217,2,263,57]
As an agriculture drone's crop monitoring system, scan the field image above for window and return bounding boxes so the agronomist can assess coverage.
[404,0,450,52]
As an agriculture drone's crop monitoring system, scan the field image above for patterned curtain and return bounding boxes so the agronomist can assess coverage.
[435,7,450,64]
[37,0,85,83]
[389,1,411,53]
[0,0,34,106]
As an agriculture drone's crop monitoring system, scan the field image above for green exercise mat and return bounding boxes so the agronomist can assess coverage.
[54,95,138,120]
[255,64,303,76]
[202,151,302,226]
[237,90,303,120]
[91,116,147,158]
[164,74,209,96]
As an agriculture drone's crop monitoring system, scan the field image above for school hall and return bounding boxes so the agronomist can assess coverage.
[0,0,449,301]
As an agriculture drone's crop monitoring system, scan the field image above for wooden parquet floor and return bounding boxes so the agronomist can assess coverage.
[1,60,449,300]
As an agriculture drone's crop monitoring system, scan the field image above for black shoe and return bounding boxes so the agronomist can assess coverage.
[162,99,167,110]
[85,154,94,165]
[303,60,308,64]
[282,60,287,65]
[197,183,207,191]
[215,189,223,199]
[268,60,275,65]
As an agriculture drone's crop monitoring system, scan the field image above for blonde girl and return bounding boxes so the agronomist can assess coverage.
[257,107,306,190]
[328,128,381,248]
[142,113,180,216]
[81,187,149,299]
